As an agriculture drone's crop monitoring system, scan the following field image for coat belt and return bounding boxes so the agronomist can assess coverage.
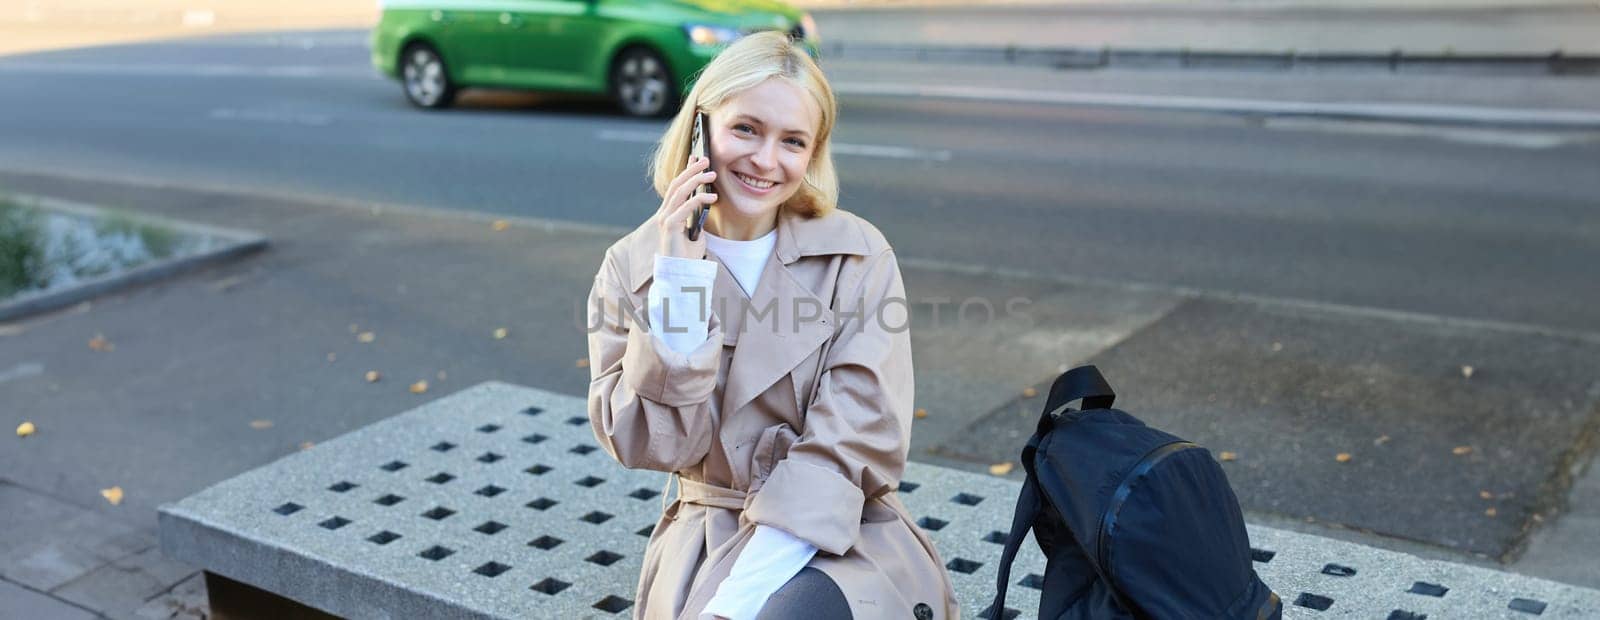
[671,474,748,513]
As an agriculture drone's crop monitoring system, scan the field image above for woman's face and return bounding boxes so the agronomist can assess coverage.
[707,78,821,222]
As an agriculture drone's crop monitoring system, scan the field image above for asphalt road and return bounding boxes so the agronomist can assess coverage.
[2,30,1597,336]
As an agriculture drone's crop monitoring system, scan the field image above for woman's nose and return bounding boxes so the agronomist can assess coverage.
[750,140,778,170]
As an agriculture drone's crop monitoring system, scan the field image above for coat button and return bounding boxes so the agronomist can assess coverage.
[913,602,933,620]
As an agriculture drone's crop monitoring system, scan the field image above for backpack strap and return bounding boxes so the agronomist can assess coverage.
[1040,366,1116,434]
[989,462,1043,620]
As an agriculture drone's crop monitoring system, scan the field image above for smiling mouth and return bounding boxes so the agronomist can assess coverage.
[734,172,778,190]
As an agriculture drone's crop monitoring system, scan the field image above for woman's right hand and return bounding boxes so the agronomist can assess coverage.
[656,156,718,260]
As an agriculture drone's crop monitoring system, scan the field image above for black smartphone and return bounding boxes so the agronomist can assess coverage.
[685,112,712,241]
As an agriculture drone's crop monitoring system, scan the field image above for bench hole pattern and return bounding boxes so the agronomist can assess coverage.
[208,387,1588,619]
[243,395,660,615]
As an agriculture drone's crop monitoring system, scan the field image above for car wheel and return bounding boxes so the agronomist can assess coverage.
[611,47,676,118]
[401,43,456,109]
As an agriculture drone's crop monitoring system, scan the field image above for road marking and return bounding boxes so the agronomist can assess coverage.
[833,82,1600,129]
[209,108,333,127]
[0,362,44,384]
[595,129,951,162]
[1262,117,1600,149]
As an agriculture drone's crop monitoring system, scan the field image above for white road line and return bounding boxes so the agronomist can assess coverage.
[209,108,333,127]
[0,362,44,384]
[833,82,1600,128]
[595,129,952,162]
[1262,117,1600,149]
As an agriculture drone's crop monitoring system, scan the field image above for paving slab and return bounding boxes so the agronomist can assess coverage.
[48,545,199,620]
[936,296,1600,560]
[0,578,98,620]
[131,571,210,620]
[0,480,156,592]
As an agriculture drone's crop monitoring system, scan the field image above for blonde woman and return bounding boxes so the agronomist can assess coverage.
[586,31,958,620]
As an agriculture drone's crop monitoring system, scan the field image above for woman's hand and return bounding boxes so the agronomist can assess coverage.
[656,155,718,260]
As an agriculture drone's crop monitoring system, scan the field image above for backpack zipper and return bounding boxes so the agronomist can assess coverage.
[1094,441,1199,572]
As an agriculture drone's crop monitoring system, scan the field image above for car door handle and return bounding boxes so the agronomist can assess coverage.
[498,12,525,28]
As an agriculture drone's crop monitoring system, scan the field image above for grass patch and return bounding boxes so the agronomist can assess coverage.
[0,190,215,302]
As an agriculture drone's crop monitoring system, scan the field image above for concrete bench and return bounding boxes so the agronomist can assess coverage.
[159,382,1600,618]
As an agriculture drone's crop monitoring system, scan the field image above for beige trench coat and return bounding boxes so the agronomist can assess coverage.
[586,205,959,620]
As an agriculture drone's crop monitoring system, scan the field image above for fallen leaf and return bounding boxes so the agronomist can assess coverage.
[492,220,510,232]
[300,441,315,450]
[1270,341,1283,352]
[1022,387,1038,398]
[17,422,36,437]
[988,462,1015,476]
[1479,490,1493,500]
[101,486,124,506]
[493,327,508,340]
[326,352,337,363]
[1335,453,1353,463]
[1485,507,1497,518]
[410,380,429,394]
[1374,435,1391,446]
[1461,365,1474,378]
[88,333,113,352]
[357,331,376,343]
[365,370,381,383]
[249,419,273,430]
[1453,445,1474,456]
[1219,451,1238,462]
[209,275,244,292]
[914,408,928,419]
[576,358,589,368]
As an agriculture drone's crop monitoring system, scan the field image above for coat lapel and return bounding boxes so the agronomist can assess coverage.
[618,206,875,419]
[715,250,835,421]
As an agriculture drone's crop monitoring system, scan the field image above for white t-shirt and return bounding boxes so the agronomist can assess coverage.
[646,228,819,620]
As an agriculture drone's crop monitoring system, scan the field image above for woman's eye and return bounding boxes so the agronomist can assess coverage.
[734,124,754,134]
[785,138,806,148]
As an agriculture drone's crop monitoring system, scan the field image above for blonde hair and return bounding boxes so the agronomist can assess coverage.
[649,31,839,219]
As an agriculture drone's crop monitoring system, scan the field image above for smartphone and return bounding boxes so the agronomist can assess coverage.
[685,112,713,241]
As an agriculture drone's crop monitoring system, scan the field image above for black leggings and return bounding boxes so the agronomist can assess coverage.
[754,567,852,620]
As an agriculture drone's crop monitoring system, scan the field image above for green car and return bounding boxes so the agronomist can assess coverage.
[370,0,818,116]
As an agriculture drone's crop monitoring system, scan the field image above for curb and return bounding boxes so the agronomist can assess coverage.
[820,42,1600,77]
[832,82,1600,128]
[0,195,269,323]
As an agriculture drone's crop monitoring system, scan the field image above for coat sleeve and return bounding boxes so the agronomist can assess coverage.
[743,249,914,556]
[586,250,724,473]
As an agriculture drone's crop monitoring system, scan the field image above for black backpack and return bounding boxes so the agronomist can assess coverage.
[989,366,1282,620]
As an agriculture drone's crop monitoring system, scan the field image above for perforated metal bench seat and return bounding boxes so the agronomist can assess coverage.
[158,382,1600,619]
